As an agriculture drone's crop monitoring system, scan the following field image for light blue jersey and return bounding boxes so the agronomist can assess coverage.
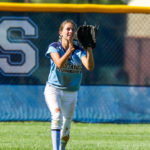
[45,42,87,91]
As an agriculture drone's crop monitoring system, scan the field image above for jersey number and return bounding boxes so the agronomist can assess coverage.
[0,17,38,76]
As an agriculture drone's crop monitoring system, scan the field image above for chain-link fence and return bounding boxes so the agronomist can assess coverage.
[1,12,150,86]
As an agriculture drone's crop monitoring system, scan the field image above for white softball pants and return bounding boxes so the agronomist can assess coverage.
[44,84,77,139]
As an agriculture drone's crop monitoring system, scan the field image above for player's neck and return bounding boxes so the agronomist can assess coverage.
[61,39,69,50]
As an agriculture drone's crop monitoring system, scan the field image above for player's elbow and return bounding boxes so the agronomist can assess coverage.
[56,63,66,69]
[56,64,63,69]
[86,65,94,71]
[88,67,94,71]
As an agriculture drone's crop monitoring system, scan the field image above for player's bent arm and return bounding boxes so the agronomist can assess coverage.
[50,50,73,69]
[81,47,95,71]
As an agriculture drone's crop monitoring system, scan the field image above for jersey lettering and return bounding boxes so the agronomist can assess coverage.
[57,63,82,73]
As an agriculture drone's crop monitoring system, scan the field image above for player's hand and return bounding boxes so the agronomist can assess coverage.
[68,39,75,53]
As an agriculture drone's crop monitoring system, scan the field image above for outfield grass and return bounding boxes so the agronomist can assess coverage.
[0,122,150,150]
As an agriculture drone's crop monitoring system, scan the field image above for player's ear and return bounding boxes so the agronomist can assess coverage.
[59,29,62,35]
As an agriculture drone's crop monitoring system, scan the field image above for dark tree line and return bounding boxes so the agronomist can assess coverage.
[1,0,126,4]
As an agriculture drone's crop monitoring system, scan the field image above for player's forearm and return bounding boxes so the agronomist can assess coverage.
[85,48,95,71]
[56,49,73,68]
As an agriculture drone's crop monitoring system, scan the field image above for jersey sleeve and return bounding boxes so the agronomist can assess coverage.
[45,45,58,58]
[80,49,87,58]
[74,45,87,59]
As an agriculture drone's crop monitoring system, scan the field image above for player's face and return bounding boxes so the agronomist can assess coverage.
[60,23,75,41]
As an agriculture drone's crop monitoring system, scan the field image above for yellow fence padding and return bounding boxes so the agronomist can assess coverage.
[0,3,150,13]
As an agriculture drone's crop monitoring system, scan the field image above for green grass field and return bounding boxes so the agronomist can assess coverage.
[0,122,150,150]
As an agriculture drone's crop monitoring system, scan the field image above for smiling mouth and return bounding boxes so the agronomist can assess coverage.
[67,35,73,39]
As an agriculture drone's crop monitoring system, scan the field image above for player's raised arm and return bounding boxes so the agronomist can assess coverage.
[81,47,95,71]
[50,45,74,69]
[76,24,98,71]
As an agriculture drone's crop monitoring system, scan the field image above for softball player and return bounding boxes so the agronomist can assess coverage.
[44,19,94,150]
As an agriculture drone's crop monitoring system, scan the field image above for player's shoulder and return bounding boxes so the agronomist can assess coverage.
[73,40,84,51]
[49,42,61,49]
[74,45,84,52]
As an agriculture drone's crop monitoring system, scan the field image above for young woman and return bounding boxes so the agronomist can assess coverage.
[44,19,94,150]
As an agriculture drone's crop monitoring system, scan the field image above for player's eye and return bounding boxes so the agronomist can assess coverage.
[66,27,74,32]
